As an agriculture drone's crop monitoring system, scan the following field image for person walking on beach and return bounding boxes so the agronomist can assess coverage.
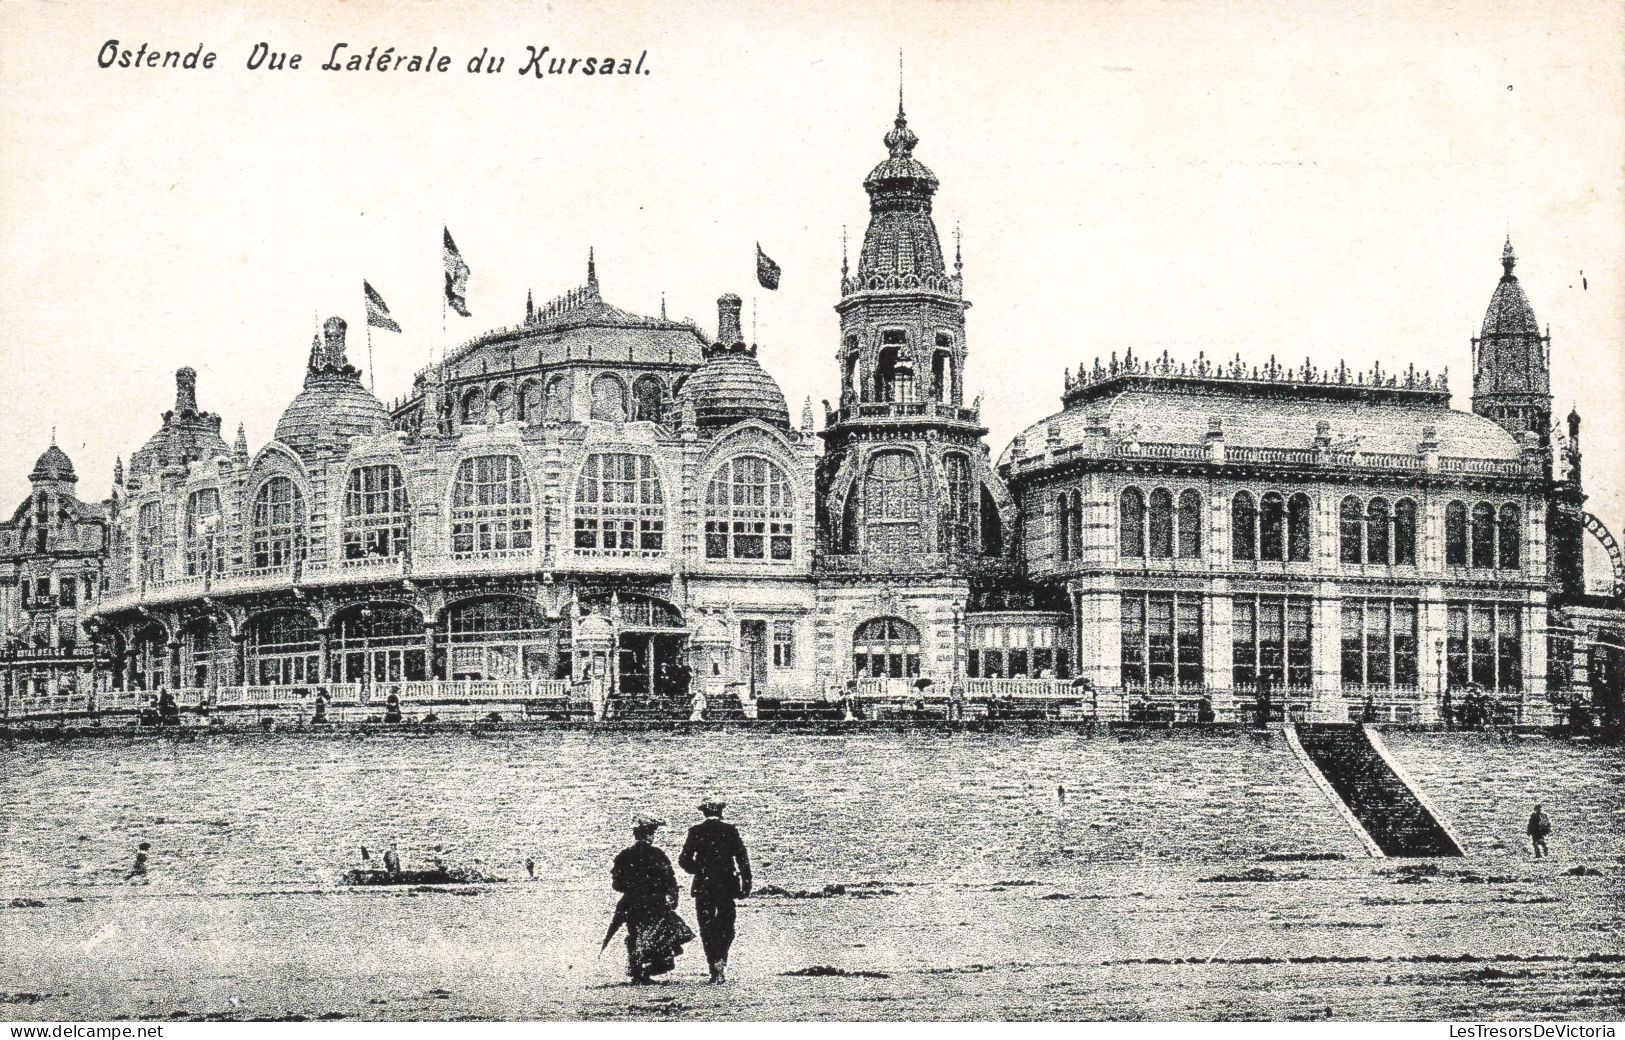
[610,815,687,983]
[1527,803,1552,858]
[383,843,401,876]
[679,798,752,984]
[126,841,150,881]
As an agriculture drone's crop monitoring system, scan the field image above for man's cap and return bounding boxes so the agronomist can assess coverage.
[698,798,726,814]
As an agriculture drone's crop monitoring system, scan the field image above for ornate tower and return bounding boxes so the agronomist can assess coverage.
[1472,238,1552,444]
[818,95,997,567]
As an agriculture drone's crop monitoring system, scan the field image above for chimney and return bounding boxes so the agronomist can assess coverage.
[716,293,743,346]
[322,316,348,366]
[175,367,198,415]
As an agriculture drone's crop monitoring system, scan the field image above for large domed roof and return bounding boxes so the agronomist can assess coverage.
[679,294,789,430]
[130,367,230,473]
[274,317,391,458]
[29,442,75,483]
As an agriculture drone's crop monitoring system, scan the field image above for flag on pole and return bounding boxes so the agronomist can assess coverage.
[755,242,781,290]
[443,228,472,316]
[363,281,402,333]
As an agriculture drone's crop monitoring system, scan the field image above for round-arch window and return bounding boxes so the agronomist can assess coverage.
[853,617,921,679]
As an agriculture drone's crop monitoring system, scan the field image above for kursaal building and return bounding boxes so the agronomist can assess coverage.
[7,99,1621,724]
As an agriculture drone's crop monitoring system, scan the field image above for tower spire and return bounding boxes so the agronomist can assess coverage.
[586,247,599,296]
[1501,235,1516,276]
[898,48,905,119]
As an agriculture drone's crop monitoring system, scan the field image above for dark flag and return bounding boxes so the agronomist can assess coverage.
[363,281,401,333]
[443,227,472,316]
[755,242,781,290]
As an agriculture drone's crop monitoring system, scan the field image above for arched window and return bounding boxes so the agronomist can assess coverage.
[875,331,911,402]
[1287,493,1311,562]
[1177,490,1202,559]
[488,384,515,422]
[1366,497,1391,565]
[944,454,976,554]
[704,455,794,562]
[519,379,543,421]
[1470,502,1496,569]
[447,596,556,680]
[840,483,859,554]
[332,603,427,683]
[932,335,954,403]
[137,500,165,583]
[1393,498,1417,566]
[590,374,627,422]
[244,610,319,686]
[1261,492,1287,562]
[853,616,921,679]
[1498,503,1521,569]
[184,488,224,576]
[632,375,665,422]
[1340,497,1364,564]
[574,453,664,555]
[1445,501,1468,566]
[1148,488,1175,559]
[342,464,409,560]
[252,477,306,569]
[1055,492,1072,562]
[543,376,571,421]
[451,455,533,555]
[1231,492,1256,561]
[460,387,486,425]
[862,451,923,553]
[1120,487,1146,559]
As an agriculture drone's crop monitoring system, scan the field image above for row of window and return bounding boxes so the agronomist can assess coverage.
[457,372,672,427]
[133,452,801,582]
[13,574,95,608]
[1118,592,1524,692]
[1099,487,1523,570]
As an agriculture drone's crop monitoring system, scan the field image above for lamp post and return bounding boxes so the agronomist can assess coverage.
[359,605,374,701]
[1434,637,1446,727]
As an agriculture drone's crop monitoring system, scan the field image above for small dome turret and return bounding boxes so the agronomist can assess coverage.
[274,316,391,458]
[678,295,791,430]
[29,442,76,483]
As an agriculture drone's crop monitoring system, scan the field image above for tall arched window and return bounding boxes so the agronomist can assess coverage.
[863,451,923,554]
[342,464,409,560]
[1497,503,1521,569]
[488,384,515,422]
[1366,497,1391,565]
[460,387,486,424]
[853,616,921,679]
[245,610,319,686]
[590,374,627,422]
[932,342,953,403]
[981,487,1005,556]
[451,455,533,555]
[840,483,859,554]
[1231,492,1256,561]
[184,488,224,576]
[574,453,664,555]
[252,477,306,568]
[704,455,794,561]
[543,376,571,421]
[944,454,976,554]
[1177,490,1202,559]
[1445,501,1468,565]
[1120,487,1146,559]
[1393,498,1417,566]
[1470,502,1496,569]
[137,500,165,583]
[1055,492,1072,562]
[1148,488,1175,559]
[632,375,665,422]
[1261,492,1287,562]
[1287,493,1311,562]
[1339,496,1364,564]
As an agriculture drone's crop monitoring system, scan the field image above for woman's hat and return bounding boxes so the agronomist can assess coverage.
[633,814,666,830]
[698,798,727,814]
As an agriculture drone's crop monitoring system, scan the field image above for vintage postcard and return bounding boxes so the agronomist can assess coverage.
[1,0,1622,1027]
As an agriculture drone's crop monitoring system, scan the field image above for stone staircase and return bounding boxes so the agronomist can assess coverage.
[1291,724,1463,857]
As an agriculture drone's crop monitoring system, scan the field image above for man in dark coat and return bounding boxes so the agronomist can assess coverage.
[678,798,752,983]
[1526,803,1552,858]
[611,815,684,983]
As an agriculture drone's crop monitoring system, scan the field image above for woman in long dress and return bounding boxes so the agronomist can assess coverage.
[610,817,692,982]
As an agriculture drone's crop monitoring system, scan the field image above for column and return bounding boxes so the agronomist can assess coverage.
[1311,583,1342,722]
[423,621,440,681]
[231,633,247,687]
[318,628,332,683]
[1205,582,1234,718]
[166,640,181,690]
[1417,586,1447,724]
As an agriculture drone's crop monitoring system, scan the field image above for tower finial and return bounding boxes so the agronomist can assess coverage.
[1502,235,1516,276]
[954,222,962,273]
[587,247,598,294]
[898,48,905,118]
[49,425,56,446]
[841,225,849,280]
[660,292,667,320]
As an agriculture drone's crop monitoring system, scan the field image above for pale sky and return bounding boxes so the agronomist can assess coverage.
[2,0,1622,548]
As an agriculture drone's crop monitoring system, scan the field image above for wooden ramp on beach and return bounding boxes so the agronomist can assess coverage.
[1288,723,1465,858]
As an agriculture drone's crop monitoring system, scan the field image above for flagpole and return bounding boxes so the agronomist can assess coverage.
[366,313,376,392]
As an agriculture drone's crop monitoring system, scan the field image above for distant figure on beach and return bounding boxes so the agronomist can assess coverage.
[1361,694,1377,723]
[1197,694,1215,724]
[383,844,401,875]
[126,841,150,881]
[384,691,402,724]
[157,689,179,727]
[610,816,687,983]
[1527,804,1552,858]
[1056,784,1067,806]
[312,689,330,725]
[679,798,752,984]
[1442,689,1455,731]
[525,857,536,880]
